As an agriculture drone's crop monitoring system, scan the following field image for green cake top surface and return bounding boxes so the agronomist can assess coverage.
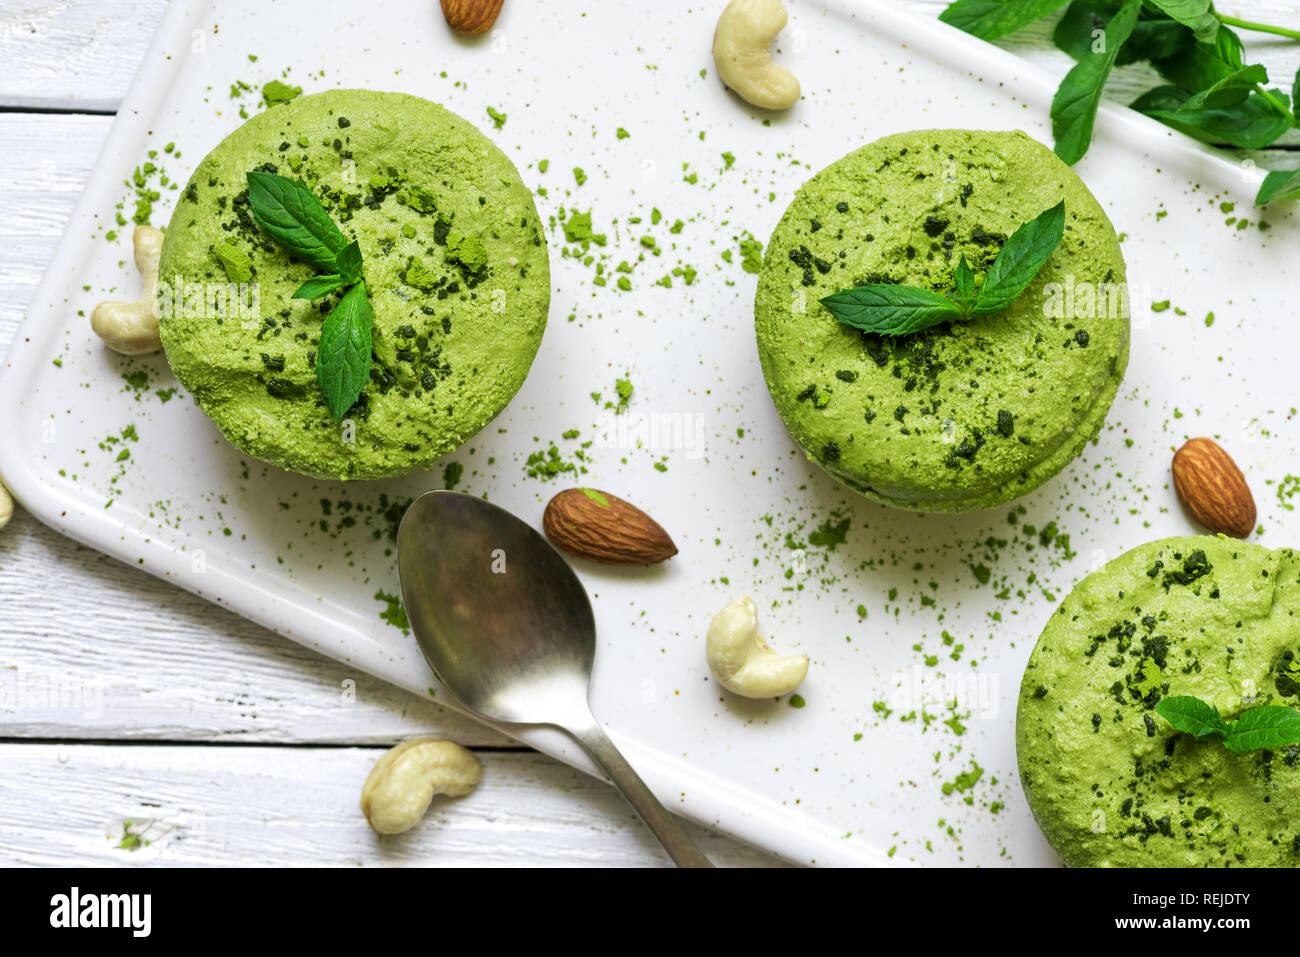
[1018,535,1300,867]
[159,89,549,480]
[755,129,1128,512]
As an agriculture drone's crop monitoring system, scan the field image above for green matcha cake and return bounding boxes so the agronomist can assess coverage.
[1018,536,1300,867]
[159,89,549,480]
[755,129,1128,512]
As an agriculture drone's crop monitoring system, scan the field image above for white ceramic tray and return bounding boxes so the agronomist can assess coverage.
[2,0,1297,866]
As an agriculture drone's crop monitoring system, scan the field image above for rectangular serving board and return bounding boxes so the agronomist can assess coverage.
[2,0,1297,866]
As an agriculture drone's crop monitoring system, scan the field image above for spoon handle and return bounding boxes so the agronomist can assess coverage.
[570,720,714,868]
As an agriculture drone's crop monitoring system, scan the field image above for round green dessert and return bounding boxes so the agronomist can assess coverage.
[755,129,1128,512]
[159,90,549,480]
[1017,536,1300,867]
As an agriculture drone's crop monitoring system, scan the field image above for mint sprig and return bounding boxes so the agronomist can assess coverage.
[317,282,375,423]
[819,201,1065,337]
[1051,0,1143,166]
[246,171,373,421]
[939,0,1300,205]
[1155,695,1300,753]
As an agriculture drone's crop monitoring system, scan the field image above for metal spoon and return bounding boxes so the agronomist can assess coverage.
[397,490,713,868]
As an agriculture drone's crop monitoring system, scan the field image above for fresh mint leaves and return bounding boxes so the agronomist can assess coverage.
[316,282,375,423]
[1051,0,1143,165]
[246,171,373,421]
[940,0,1300,205]
[335,240,364,285]
[970,200,1065,314]
[1155,695,1300,753]
[246,171,350,271]
[820,285,966,335]
[950,254,976,311]
[1147,0,1218,43]
[291,274,346,300]
[819,201,1065,336]
[938,0,1069,40]
[1256,167,1300,205]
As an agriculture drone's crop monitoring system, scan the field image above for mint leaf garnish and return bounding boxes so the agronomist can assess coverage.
[1155,695,1300,754]
[1153,695,1227,740]
[971,200,1065,315]
[246,170,375,417]
[291,274,345,300]
[819,202,1065,337]
[246,170,350,272]
[336,240,363,285]
[950,254,975,311]
[819,285,965,335]
[317,282,374,422]
[1221,705,1300,753]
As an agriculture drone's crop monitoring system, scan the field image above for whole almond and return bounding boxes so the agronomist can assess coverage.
[543,488,678,565]
[440,0,504,34]
[1171,437,1256,539]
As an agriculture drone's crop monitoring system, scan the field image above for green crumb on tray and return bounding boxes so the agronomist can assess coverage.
[562,209,594,243]
[807,514,850,550]
[486,106,507,129]
[941,761,983,797]
[738,233,763,273]
[375,590,410,634]
[610,376,633,414]
[261,79,302,107]
[525,430,592,480]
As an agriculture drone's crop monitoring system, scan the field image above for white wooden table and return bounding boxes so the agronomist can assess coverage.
[1,0,1296,867]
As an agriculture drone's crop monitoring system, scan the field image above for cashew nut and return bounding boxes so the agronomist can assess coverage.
[0,479,12,533]
[91,224,164,355]
[360,737,482,835]
[712,0,801,111]
[706,596,809,698]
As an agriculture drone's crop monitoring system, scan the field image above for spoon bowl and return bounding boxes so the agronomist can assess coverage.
[398,490,594,727]
[397,490,712,867]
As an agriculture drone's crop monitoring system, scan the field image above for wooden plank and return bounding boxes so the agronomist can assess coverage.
[0,505,516,747]
[0,114,108,352]
[1,0,1297,120]
[0,743,782,866]
[0,0,165,111]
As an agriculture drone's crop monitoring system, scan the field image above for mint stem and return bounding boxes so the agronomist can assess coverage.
[1217,15,1300,41]
[1252,84,1295,123]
